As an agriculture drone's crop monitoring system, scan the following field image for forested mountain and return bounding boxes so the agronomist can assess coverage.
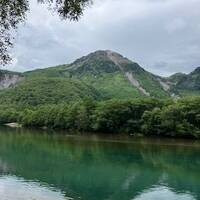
[61,50,172,98]
[167,67,200,96]
[0,50,200,106]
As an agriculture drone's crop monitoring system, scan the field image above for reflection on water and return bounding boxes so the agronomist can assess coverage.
[0,126,200,200]
[133,186,196,200]
[0,176,69,200]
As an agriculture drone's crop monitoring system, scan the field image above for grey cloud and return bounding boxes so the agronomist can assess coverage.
[3,0,200,76]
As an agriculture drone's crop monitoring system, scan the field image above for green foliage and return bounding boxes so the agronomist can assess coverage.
[24,65,68,78]
[0,97,200,138]
[142,97,200,138]
[80,73,143,99]
[0,106,21,123]
[92,99,161,133]
[20,98,96,131]
[0,77,101,106]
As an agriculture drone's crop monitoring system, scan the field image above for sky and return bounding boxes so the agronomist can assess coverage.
[3,0,200,76]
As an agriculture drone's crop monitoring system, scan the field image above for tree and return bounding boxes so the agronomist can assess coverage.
[0,0,92,65]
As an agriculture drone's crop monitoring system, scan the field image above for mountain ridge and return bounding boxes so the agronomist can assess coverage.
[0,50,200,106]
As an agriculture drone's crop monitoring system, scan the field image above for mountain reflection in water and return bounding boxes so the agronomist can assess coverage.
[0,126,199,200]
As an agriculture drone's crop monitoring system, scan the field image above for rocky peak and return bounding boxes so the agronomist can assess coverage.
[67,50,144,74]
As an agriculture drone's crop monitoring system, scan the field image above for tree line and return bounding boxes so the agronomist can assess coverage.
[0,97,200,138]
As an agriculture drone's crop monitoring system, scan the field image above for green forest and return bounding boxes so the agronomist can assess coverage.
[1,97,200,138]
[1,51,200,139]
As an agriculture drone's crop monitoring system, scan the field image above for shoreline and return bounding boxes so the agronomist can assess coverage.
[1,124,200,144]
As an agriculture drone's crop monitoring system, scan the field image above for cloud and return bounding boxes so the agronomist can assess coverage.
[3,0,200,76]
[165,18,186,33]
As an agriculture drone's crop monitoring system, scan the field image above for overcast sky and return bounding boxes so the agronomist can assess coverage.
[3,0,200,76]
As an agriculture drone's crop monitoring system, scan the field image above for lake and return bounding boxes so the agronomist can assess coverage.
[0,126,200,200]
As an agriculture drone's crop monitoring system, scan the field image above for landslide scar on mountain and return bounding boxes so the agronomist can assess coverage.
[107,50,150,96]
[0,72,23,89]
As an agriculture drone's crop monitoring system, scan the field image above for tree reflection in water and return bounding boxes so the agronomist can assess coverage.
[0,126,199,200]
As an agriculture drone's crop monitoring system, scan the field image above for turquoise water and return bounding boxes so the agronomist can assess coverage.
[0,126,200,200]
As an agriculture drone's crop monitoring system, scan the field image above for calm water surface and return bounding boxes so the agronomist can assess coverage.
[0,126,200,200]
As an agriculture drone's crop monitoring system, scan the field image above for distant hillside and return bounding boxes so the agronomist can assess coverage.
[164,67,200,96]
[0,50,200,106]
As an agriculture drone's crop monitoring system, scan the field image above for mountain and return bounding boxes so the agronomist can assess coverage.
[164,67,200,96]
[0,50,199,106]
[59,50,170,99]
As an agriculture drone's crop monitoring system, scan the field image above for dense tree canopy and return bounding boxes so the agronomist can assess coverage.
[1,97,200,138]
[0,0,92,65]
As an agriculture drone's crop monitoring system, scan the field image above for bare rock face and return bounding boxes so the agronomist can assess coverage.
[0,72,23,89]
